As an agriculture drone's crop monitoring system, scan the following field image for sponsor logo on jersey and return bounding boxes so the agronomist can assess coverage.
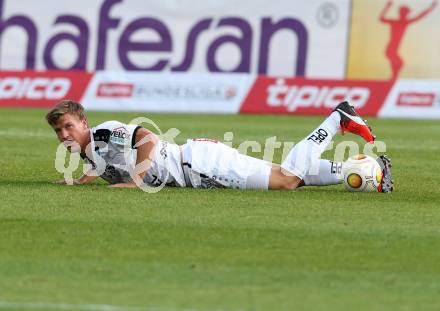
[110,126,131,145]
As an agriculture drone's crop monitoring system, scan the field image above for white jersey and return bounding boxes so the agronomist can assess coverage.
[180,139,271,189]
[84,121,185,187]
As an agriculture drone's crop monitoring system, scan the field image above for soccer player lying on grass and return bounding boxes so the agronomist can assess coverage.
[46,100,393,192]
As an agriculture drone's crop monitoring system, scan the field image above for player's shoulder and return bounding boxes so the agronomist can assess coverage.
[93,120,139,146]
[91,120,124,144]
[94,120,126,132]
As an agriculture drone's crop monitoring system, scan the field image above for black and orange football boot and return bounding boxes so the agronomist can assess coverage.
[334,101,376,143]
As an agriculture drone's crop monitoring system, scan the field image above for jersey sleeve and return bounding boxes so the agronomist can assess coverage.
[94,120,141,149]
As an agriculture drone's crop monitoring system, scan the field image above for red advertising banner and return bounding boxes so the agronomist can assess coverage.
[0,71,93,108]
[240,77,394,116]
[2,70,440,119]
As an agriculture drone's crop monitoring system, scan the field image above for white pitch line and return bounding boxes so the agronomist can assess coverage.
[0,301,246,311]
[0,128,54,138]
[0,301,141,311]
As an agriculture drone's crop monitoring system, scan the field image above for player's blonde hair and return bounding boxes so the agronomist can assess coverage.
[46,100,87,126]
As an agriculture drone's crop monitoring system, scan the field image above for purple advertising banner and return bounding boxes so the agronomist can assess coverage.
[0,0,350,77]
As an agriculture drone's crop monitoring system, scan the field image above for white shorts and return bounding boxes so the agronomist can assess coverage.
[181,139,271,190]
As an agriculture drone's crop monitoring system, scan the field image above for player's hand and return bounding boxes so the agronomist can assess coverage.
[109,182,138,189]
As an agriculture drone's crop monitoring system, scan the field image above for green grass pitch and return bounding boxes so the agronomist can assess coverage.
[0,107,439,311]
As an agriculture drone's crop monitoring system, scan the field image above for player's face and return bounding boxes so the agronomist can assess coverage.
[52,113,89,152]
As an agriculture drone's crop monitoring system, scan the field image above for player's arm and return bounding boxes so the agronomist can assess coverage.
[379,0,393,22]
[54,169,99,185]
[110,128,159,188]
[76,170,100,184]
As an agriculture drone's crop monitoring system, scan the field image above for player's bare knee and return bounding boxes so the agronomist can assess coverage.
[281,176,301,190]
[269,165,301,190]
[270,175,300,190]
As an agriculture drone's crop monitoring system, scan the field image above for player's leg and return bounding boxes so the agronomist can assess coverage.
[301,159,343,186]
[183,101,374,191]
[268,160,344,190]
[267,165,301,190]
[269,101,375,190]
[181,139,273,190]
